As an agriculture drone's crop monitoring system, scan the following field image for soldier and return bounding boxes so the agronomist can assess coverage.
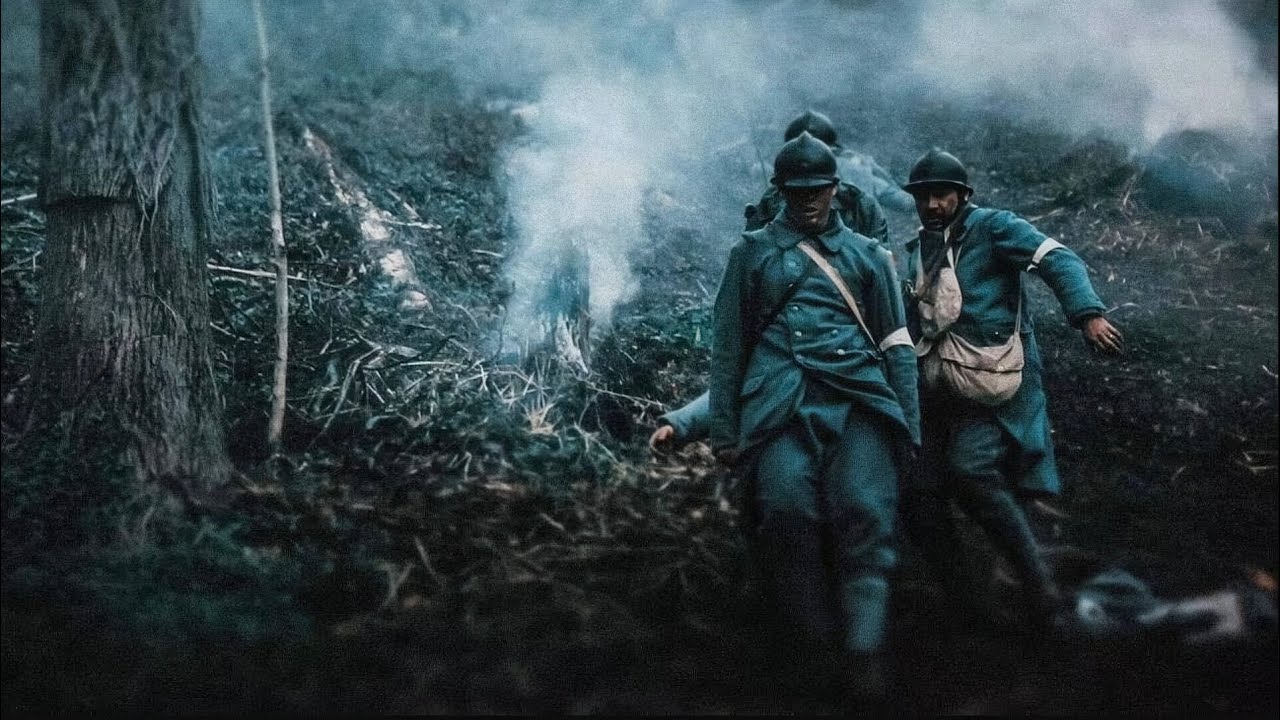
[744,110,891,242]
[898,148,1124,634]
[649,111,892,450]
[708,132,920,698]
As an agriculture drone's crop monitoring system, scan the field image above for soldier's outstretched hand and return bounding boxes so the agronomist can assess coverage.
[1083,315,1124,355]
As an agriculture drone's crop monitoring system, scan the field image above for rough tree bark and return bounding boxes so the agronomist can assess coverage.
[34,0,229,499]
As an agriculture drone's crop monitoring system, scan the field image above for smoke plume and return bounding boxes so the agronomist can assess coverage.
[420,0,1276,348]
[6,0,1274,345]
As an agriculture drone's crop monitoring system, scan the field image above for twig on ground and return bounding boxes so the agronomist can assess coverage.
[207,263,343,288]
[380,563,414,610]
[1,251,41,274]
[0,193,37,207]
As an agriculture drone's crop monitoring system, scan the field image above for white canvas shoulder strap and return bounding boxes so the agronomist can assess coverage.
[795,241,877,348]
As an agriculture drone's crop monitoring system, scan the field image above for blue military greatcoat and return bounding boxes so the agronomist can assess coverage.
[659,184,890,441]
[709,213,919,455]
[708,209,920,657]
[906,205,1107,496]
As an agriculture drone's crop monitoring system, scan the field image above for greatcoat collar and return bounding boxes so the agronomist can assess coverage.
[769,209,848,253]
[905,203,980,253]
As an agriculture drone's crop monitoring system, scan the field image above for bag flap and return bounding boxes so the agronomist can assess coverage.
[935,330,1025,372]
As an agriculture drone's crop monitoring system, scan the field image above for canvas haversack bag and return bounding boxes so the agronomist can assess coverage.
[919,302,1024,407]
[915,241,963,341]
[914,225,1025,407]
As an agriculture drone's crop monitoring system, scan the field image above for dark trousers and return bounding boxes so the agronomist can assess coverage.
[750,382,899,657]
[903,398,1057,624]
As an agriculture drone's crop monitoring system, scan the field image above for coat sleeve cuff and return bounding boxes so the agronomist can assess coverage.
[1068,309,1104,328]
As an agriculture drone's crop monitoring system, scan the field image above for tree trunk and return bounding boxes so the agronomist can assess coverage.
[34,0,229,500]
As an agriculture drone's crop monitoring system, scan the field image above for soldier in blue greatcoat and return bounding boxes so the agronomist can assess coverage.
[650,112,890,450]
[744,110,891,241]
[707,133,920,696]
[899,148,1124,632]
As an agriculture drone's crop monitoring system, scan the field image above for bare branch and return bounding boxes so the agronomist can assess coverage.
[0,193,38,207]
[254,0,290,455]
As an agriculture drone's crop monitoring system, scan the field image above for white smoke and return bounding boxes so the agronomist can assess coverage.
[501,74,653,342]
[175,0,1276,348]
[433,0,1276,350]
[462,1,800,349]
[7,0,1267,349]
[909,0,1278,145]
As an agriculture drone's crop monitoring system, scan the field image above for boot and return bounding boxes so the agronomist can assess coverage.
[1023,574,1063,640]
[957,482,1063,637]
[838,575,891,656]
[838,652,892,709]
[757,514,838,687]
[902,493,1006,634]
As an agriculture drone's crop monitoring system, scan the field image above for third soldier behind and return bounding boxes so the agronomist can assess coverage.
[744,109,891,241]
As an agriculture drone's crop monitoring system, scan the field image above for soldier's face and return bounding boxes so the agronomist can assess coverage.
[913,185,967,230]
[781,183,838,232]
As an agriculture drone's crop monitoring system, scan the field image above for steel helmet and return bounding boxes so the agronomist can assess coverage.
[771,131,840,189]
[902,148,973,194]
[784,109,840,150]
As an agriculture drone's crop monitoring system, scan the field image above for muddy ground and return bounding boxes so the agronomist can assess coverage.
[3,13,1278,715]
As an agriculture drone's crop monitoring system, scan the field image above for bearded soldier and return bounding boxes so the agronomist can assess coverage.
[899,148,1124,634]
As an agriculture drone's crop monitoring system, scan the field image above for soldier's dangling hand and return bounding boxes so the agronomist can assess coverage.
[1082,315,1124,355]
[648,424,676,453]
